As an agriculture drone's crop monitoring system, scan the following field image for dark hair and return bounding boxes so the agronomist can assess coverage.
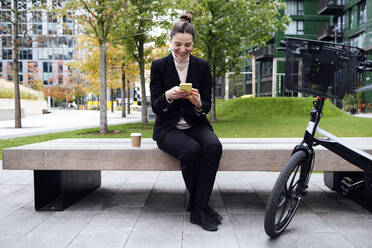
[170,14,195,41]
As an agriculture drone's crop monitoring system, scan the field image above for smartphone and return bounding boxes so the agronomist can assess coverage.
[179,83,192,92]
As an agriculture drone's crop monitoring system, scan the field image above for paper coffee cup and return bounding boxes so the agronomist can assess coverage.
[131,133,142,147]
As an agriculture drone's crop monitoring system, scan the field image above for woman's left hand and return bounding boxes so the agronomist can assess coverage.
[188,88,202,109]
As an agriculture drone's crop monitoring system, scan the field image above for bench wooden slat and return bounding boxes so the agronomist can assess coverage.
[3,138,372,171]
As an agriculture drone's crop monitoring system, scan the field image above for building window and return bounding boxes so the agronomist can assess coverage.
[261,61,273,76]
[0,23,12,35]
[18,0,27,9]
[18,37,32,48]
[63,27,73,35]
[18,62,23,73]
[2,49,12,59]
[43,62,53,73]
[285,0,304,16]
[0,10,11,22]
[336,15,345,32]
[284,20,304,35]
[63,13,73,23]
[59,64,63,73]
[1,0,11,9]
[349,9,354,28]
[19,49,33,60]
[32,11,42,23]
[32,0,47,6]
[48,12,57,23]
[359,1,367,25]
[0,62,2,73]
[348,32,365,48]
[48,23,58,35]
[18,24,27,34]
[33,24,42,35]
[19,74,23,82]
[2,36,12,47]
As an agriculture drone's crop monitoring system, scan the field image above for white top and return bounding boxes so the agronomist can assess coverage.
[172,52,191,129]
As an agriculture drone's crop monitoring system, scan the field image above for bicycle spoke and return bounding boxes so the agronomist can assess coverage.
[288,164,300,189]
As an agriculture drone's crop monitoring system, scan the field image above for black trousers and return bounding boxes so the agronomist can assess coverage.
[157,125,222,210]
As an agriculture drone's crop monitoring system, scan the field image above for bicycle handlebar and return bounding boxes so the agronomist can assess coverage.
[278,38,372,72]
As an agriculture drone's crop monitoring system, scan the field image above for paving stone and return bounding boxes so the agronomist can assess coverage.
[68,209,141,248]
[229,213,297,248]
[0,202,53,236]
[0,234,19,248]
[124,211,184,248]
[10,211,96,248]
[0,185,33,220]
[288,232,356,248]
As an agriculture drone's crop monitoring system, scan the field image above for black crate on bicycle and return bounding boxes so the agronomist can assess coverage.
[283,37,365,99]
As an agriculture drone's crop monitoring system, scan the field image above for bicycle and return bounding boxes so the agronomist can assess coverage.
[263,37,372,239]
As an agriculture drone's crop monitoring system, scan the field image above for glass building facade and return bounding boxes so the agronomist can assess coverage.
[0,0,76,86]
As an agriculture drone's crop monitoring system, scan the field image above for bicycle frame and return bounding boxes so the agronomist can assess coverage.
[294,97,372,178]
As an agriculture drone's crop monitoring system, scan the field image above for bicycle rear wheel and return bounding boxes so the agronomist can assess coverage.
[264,150,309,238]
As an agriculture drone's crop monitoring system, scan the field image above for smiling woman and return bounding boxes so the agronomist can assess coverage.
[150,14,223,232]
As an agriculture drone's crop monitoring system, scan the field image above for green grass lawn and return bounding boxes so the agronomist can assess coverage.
[1,97,371,160]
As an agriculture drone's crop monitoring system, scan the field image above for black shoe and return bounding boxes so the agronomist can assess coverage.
[206,206,223,224]
[190,207,218,231]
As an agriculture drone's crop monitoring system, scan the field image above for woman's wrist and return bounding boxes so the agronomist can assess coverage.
[165,90,173,102]
[195,102,202,110]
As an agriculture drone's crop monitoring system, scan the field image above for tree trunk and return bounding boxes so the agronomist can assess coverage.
[13,0,21,128]
[127,80,131,115]
[210,63,217,122]
[121,63,126,118]
[138,41,148,125]
[110,88,114,113]
[99,39,108,134]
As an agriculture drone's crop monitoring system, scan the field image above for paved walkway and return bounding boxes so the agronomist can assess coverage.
[0,163,371,248]
[0,110,142,139]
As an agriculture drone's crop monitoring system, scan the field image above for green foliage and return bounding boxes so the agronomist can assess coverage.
[187,0,290,76]
[218,97,344,121]
[343,93,358,111]
[180,0,290,120]
[213,97,372,138]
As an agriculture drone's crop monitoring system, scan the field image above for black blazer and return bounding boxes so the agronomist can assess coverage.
[150,54,213,141]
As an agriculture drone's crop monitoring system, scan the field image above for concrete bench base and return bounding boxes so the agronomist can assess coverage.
[3,138,372,211]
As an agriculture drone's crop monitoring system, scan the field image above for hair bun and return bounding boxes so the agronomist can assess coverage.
[180,14,192,23]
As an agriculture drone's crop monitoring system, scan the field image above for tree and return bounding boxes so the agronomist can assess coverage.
[184,0,290,121]
[71,36,139,114]
[117,0,172,125]
[62,0,127,134]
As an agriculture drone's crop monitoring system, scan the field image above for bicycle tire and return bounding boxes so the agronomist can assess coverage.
[264,150,309,238]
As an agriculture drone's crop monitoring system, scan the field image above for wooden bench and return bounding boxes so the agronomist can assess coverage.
[3,138,372,211]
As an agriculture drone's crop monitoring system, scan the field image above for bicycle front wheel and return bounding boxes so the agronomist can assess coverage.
[264,150,309,238]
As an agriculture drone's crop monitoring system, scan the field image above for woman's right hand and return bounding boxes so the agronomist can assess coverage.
[165,86,191,101]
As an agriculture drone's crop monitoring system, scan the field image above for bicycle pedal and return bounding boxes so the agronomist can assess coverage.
[340,177,364,195]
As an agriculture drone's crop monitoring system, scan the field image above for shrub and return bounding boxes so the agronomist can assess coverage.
[0,78,43,100]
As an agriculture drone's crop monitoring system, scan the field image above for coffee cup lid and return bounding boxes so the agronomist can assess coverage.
[131,133,142,136]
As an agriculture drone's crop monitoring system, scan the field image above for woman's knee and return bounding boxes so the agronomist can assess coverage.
[205,139,222,155]
[178,143,201,162]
